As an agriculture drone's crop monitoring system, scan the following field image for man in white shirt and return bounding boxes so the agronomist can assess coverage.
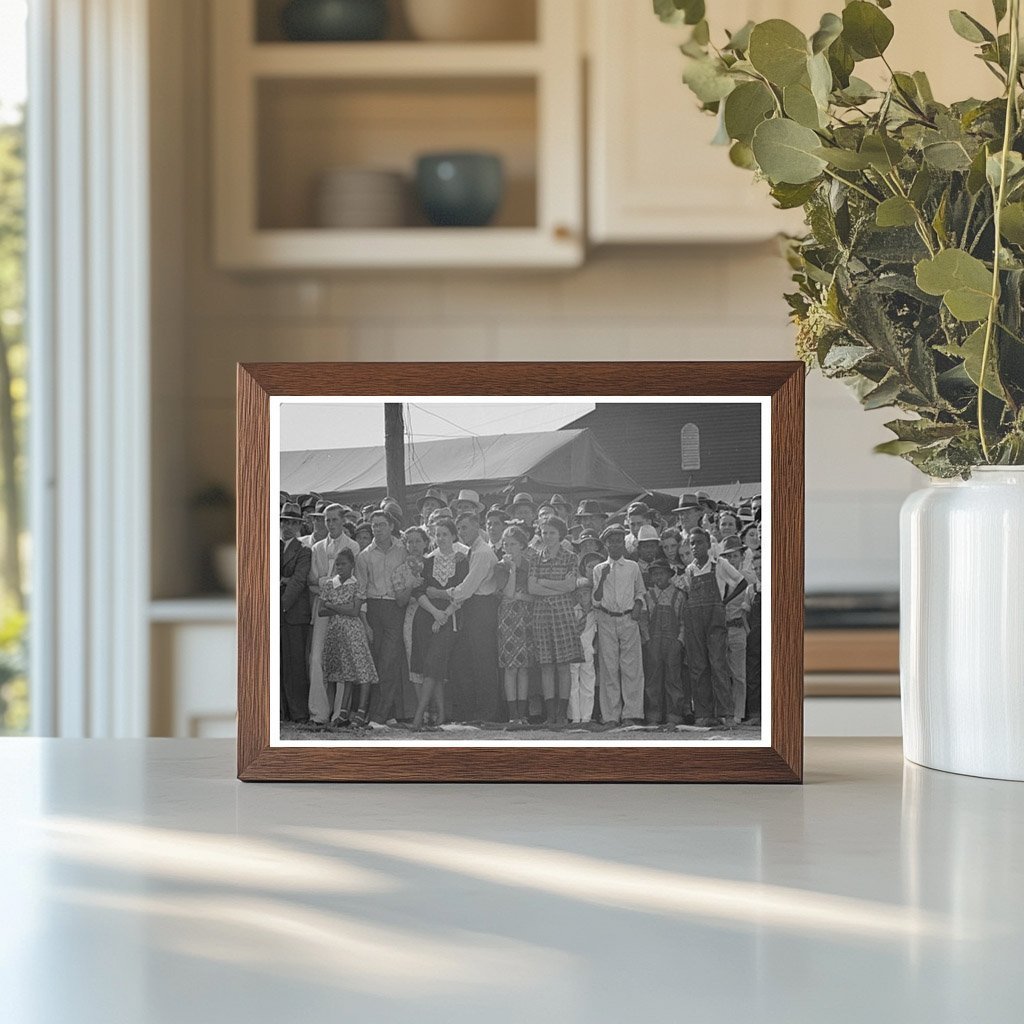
[682,527,744,727]
[355,509,409,723]
[592,523,646,725]
[306,503,362,724]
[445,511,501,722]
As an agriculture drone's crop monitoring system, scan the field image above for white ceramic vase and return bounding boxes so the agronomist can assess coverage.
[900,467,1024,780]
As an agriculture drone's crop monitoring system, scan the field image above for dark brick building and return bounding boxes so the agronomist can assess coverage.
[561,402,761,490]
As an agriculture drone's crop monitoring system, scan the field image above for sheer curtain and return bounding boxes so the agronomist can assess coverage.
[28,0,150,736]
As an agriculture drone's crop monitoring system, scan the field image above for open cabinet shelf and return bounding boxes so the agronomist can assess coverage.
[212,0,583,269]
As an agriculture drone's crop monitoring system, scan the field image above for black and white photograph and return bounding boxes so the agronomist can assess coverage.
[271,396,769,746]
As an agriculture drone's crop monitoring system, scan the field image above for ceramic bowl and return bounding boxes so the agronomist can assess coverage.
[281,0,388,42]
[415,152,504,228]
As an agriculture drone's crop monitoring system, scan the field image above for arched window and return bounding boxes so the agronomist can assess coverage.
[680,423,700,470]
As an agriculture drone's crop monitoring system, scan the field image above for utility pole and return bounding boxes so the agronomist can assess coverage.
[384,403,407,527]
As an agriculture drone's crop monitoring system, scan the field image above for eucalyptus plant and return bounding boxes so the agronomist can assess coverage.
[657,0,1024,476]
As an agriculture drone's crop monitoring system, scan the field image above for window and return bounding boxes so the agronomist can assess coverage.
[680,423,700,471]
[0,0,27,734]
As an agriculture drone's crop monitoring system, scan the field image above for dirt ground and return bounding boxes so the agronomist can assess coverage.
[280,719,762,743]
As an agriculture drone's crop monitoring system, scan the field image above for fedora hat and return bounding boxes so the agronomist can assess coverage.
[575,499,607,518]
[453,488,484,512]
[485,504,508,523]
[673,492,701,512]
[311,499,329,517]
[510,491,537,510]
[279,501,304,522]
[417,487,447,511]
[600,522,627,541]
[626,500,652,517]
[548,493,570,508]
[720,535,744,554]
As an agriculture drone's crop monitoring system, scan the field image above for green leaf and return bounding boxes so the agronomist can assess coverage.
[784,80,824,129]
[813,146,872,170]
[827,35,856,88]
[939,325,1005,398]
[932,190,950,247]
[862,374,903,409]
[912,71,935,104]
[751,118,828,184]
[729,140,757,169]
[723,81,775,144]
[842,1,895,59]
[874,439,922,455]
[1000,203,1024,244]
[748,20,809,87]
[724,20,755,53]
[682,57,736,104]
[807,51,833,109]
[884,418,963,443]
[860,133,904,173]
[810,12,843,54]
[909,164,933,205]
[986,150,1024,191]
[922,140,972,171]
[967,144,991,194]
[948,10,994,44]
[993,0,1008,24]
[876,196,918,228]
[770,180,820,209]
[653,0,705,25]
[915,249,994,322]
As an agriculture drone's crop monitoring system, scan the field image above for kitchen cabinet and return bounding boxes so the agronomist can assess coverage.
[211,0,583,269]
[586,0,999,244]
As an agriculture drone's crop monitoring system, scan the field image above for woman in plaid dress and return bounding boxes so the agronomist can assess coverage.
[529,516,583,728]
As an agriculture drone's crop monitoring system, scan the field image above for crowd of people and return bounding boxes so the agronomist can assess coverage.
[278,484,763,734]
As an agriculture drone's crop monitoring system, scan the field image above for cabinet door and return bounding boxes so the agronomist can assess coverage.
[588,0,1001,245]
[588,0,803,242]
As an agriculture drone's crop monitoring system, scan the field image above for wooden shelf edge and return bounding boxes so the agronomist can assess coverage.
[249,42,544,78]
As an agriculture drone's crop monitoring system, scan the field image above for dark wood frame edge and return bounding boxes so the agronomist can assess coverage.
[237,362,804,783]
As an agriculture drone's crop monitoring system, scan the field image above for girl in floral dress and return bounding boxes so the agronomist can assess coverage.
[320,547,378,728]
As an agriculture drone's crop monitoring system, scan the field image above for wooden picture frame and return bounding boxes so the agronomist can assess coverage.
[237,362,804,782]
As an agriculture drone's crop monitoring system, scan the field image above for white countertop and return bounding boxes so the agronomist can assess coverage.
[0,738,1019,1023]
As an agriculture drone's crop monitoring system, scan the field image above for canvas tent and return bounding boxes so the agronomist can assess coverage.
[280,429,645,511]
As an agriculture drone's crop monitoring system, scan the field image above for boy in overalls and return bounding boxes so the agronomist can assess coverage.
[644,559,688,725]
[682,528,744,727]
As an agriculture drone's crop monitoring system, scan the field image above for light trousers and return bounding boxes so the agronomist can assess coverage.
[569,618,597,722]
[596,612,644,723]
[726,625,747,722]
[307,604,332,724]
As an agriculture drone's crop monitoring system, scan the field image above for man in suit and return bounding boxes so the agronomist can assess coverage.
[280,502,312,723]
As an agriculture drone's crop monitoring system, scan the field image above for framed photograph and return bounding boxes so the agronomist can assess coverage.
[238,362,804,782]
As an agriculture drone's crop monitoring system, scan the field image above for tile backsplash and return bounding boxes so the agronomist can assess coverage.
[180,246,916,594]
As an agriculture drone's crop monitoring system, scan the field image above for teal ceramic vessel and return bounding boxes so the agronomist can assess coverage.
[281,0,388,42]
[415,153,505,227]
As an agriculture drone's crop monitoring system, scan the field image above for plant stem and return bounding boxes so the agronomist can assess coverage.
[822,167,880,205]
[978,0,1020,462]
